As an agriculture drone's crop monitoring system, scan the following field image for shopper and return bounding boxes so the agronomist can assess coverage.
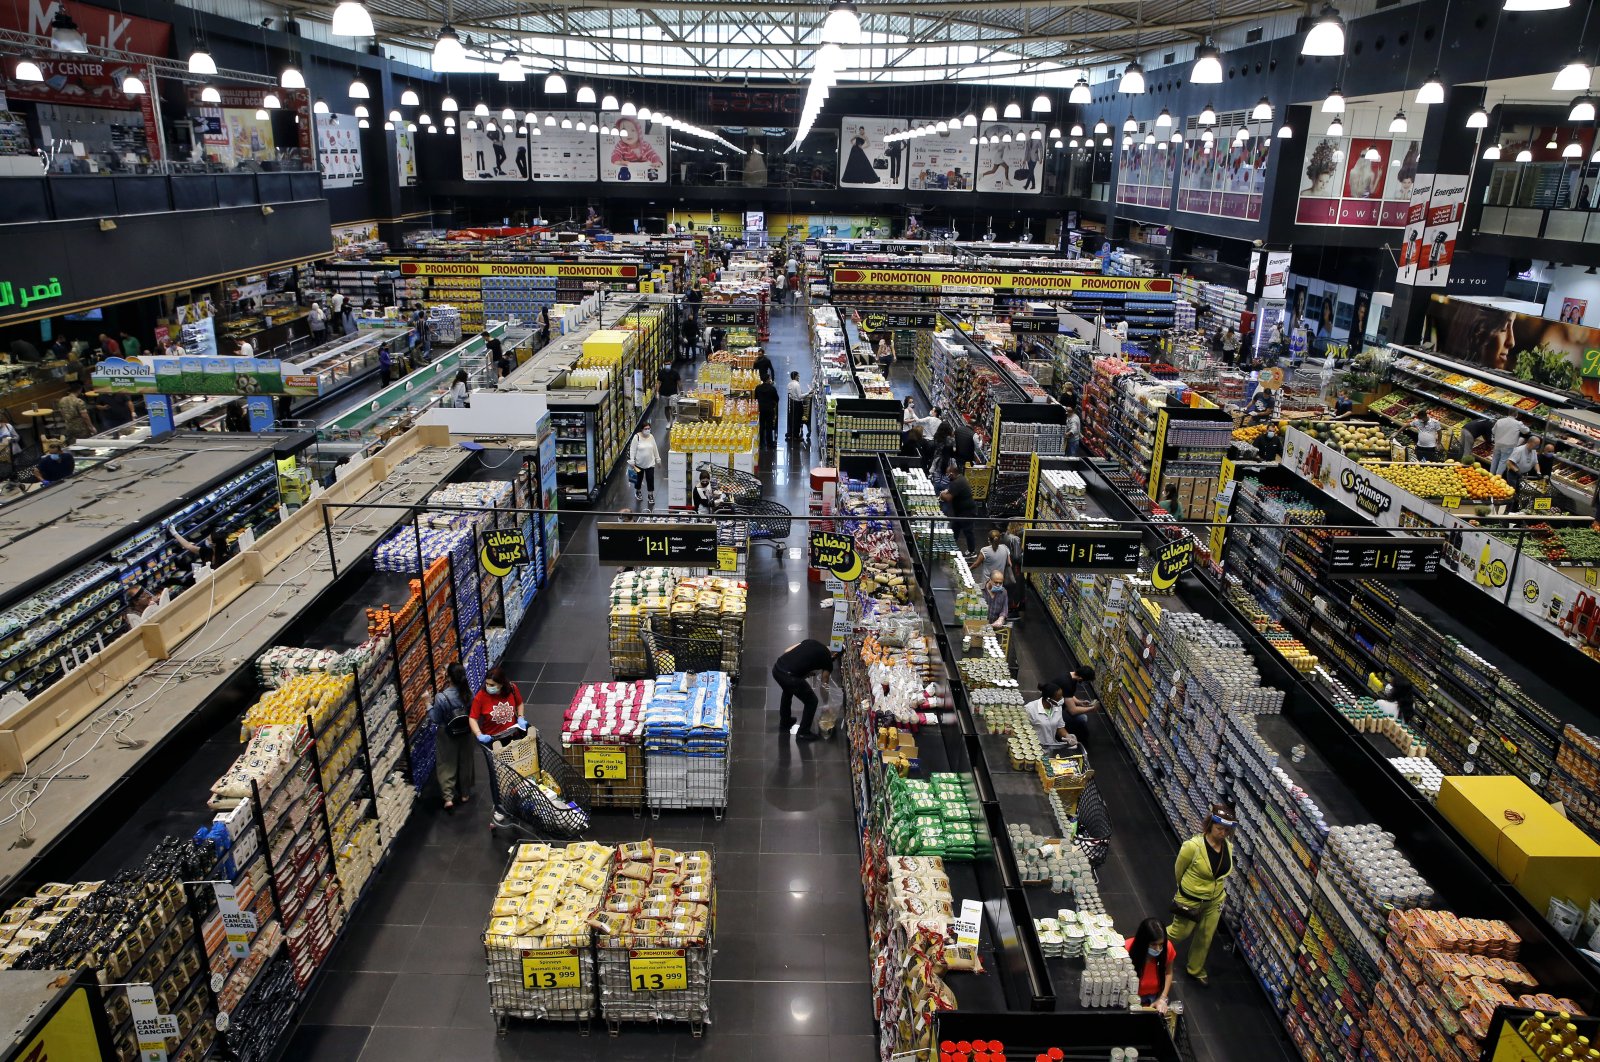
[1409,411,1443,462]
[971,528,1012,585]
[787,371,806,441]
[56,383,94,443]
[309,302,327,344]
[1221,327,1239,366]
[94,391,133,429]
[900,424,933,466]
[378,344,393,386]
[1318,352,1337,401]
[1490,414,1525,476]
[929,423,957,476]
[694,469,727,513]
[754,373,780,449]
[1538,442,1559,477]
[469,666,527,743]
[236,338,255,359]
[429,662,476,811]
[1162,483,1186,520]
[709,326,726,356]
[170,525,234,574]
[63,347,92,387]
[33,438,74,486]
[1460,415,1494,461]
[752,348,774,381]
[901,395,920,428]
[770,637,840,740]
[682,316,701,360]
[1024,682,1072,747]
[1506,433,1541,490]
[446,369,469,408]
[1333,390,1354,418]
[658,361,681,423]
[1043,666,1099,746]
[1165,802,1236,985]
[0,412,22,475]
[1256,423,1283,463]
[982,570,1009,628]
[330,291,346,334]
[224,401,250,433]
[97,333,121,358]
[629,421,661,508]
[118,330,142,358]
[940,462,979,555]
[877,336,894,370]
[1064,404,1082,456]
[1002,521,1025,616]
[1126,918,1177,1011]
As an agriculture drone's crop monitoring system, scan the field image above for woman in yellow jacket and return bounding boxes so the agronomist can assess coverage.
[1165,802,1236,984]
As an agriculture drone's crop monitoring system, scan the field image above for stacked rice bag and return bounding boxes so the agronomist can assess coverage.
[588,841,714,946]
[208,725,304,809]
[563,682,652,745]
[643,673,731,756]
[485,841,615,949]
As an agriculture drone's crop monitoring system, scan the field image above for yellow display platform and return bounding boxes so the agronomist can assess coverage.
[1436,775,1600,916]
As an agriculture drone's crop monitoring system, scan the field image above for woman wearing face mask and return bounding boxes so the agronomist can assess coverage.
[1024,682,1071,748]
[469,666,526,745]
[693,469,724,513]
[1125,918,1176,1012]
[1165,802,1236,985]
[429,662,475,812]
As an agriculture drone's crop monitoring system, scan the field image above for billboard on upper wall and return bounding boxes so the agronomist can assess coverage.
[1117,141,1176,210]
[838,116,907,190]
[1177,130,1270,221]
[974,122,1045,194]
[529,111,598,181]
[396,126,417,186]
[602,115,667,183]
[461,124,528,181]
[905,122,974,192]
[1420,295,1600,402]
[1295,107,1422,227]
[315,112,362,188]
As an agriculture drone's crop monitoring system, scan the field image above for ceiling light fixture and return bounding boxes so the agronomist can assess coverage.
[1070,124,1083,136]
[822,0,862,45]
[281,66,305,89]
[545,71,568,94]
[1171,131,1184,143]
[1516,147,1533,162]
[401,87,420,107]
[1277,123,1294,139]
[1198,103,1217,125]
[1156,109,1172,127]
[577,85,597,104]
[388,109,402,122]
[1327,118,1344,136]
[313,97,330,114]
[465,118,476,129]
[474,102,489,116]
[200,85,221,103]
[1571,95,1597,122]
[14,59,43,82]
[1466,107,1488,128]
[442,95,458,112]
[963,113,978,127]
[1363,145,1380,160]
[1482,142,1501,160]
[349,77,369,99]
[420,113,432,125]
[189,48,218,75]
[358,118,370,128]
[432,24,468,72]
[1191,43,1223,84]
[1102,136,1112,146]
[49,9,87,52]
[561,117,573,128]
[1554,56,1591,91]
[1302,3,1346,56]
[1322,87,1345,112]
[1388,109,1408,134]
[498,54,525,81]
[354,104,368,117]
[1237,126,1251,141]
[1416,71,1445,105]
[601,94,619,111]
[122,74,146,95]
[1201,129,1214,143]
[1251,96,1272,121]
[1069,78,1091,105]
[330,1,375,36]
[267,94,284,110]
[982,105,998,121]
[1119,61,1146,94]
[385,120,395,130]
[255,108,268,120]
[1004,102,1022,118]
[1094,119,1108,134]
[502,106,515,120]
[1031,93,1051,113]
[1504,0,1569,9]
[485,120,497,132]
[1123,114,1137,132]
[1144,132,1155,144]
[621,101,637,116]
[1564,139,1583,158]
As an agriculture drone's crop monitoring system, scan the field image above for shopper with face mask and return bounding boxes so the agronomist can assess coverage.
[429,662,475,812]
[469,666,526,744]
[629,422,660,508]
[1024,682,1071,747]
[1126,918,1176,1011]
[1166,802,1236,985]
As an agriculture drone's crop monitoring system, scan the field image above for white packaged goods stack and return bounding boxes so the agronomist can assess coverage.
[562,681,650,810]
[891,466,956,560]
[594,842,715,1032]
[256,647,340,688]
[643,672,731,815]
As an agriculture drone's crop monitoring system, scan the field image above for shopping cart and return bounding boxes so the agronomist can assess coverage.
[695,461,761,504]
[481,729,594,840]
[730,498,792,560]
[640,616,729,676]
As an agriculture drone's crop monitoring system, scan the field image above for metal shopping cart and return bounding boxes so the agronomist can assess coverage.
[731,498,792,560]
[1073,779,1113,873]
[640,616,733,677]
[481,729,594,840]
[695,460,761,504]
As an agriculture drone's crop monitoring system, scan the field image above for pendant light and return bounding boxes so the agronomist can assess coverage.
[1031,129,1042,139]
[1572,96,1598,121]
[485,120,497,132]
[401,87,420,107]
[14,59,43,82]
[501,106,515,120]
[1122,136,1132,148]
[1388,110,1408,134]
[1198,104,1216,126]
[1563,139,1583,158]
[524,111,538,124]
[354,104,368,118]
[444,115,456,127]
[1069,78,1091,105]
[1101,136,1112,146]
[385,120,395,130]
[387,109,401,122]
[621,101,637,116]
[544,71,568,94]
[575,120,587,131]
[419,113,432,126]
[1515,146,1533,162]
[544,115,556,126]
[49,9,87,52]
[1049,127,1061,138]
[1144,132,1156,145]
[821,0,863,45]
[517,125,527,135]
[201,86,221,103]
[963,112,978,127]
[1055,139,1064,148]
[349,77,370,99]
[1201,129,1214,143]
[406,122,417,132]
[1416,71,1445,105]
[1119,61,1146,94]
[428,125,437,133]
[576,85,597,104]
[474,102,489,117]
[982,105,998,121]
[1171,130,1184,143]
[1322,87,1345,113]
[1277,123,1294,139]
[1482,142,1501,160]
[1554,56,1591,91]
[1068,138,1078,147]
[1093,119,1108,135]
[1504,0,1569,9]
[638,107,653,120]
[936,120,949,132]
[1155,109,1172,127]
[432,25,468,72]
[314,98,330,115]
[1327,118,1344,136]
[442,96,459,112]
[498,54,525,82]
[465,118,477,129]
[1466,107,1488,128]
[1031,93,1051,113]
[601,95,619,111]
[1070,124,1083,137]
[1123,114,1138,132]
[330,1,375,36]
[445,124,456,135]
[1363,145,1379,160]
[121,74,146,96]
[561,117,573,128]
[189,47,218,75]
[1242,97,1268,121]
[1302,3,1346,56]
[1191,44,1223,84]
[358,118,370,128]
[1236,126,1251,142]
[1004,102,1022,118]
[280,66,305,89]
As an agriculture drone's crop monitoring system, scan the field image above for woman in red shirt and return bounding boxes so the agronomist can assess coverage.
[1125,918,1175,1012]
[468,666,526,744]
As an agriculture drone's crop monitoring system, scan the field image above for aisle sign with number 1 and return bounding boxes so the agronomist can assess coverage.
[629,949,688,991]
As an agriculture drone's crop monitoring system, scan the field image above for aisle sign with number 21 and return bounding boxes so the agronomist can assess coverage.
[522,950,581,989]
[629,949,688,991]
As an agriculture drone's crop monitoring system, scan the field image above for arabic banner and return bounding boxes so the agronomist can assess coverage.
[0,277,65,313]
[830,268,1171,293]
[90,355,323,396]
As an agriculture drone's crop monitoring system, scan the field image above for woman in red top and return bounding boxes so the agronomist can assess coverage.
[468,666,526,744]
[1125,917,1175,1012]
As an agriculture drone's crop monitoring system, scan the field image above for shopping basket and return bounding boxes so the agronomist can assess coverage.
[1073,779,1113,872]
[481,729,594,840]
[640,616,727,677]
[696,460,761,504]
[730,498,792,559]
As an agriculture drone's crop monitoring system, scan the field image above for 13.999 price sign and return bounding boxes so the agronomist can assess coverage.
[628,949,688,991]
[522,950,581,989]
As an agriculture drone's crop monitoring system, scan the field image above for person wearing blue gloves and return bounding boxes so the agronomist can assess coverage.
[469,666,527,746]
[430,662,476,812]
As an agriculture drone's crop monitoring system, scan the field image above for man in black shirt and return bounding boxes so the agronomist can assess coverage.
[658,362,681,423]
[940,461,978,555]
[1047,667,1100,747]
[752,350,774,381]
[771,638,840,740]
[754,374,780,449]
[1255,424,1282,463]
[952,421,977,468]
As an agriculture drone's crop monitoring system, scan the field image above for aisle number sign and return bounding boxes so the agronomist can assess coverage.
[584,746,628,780]
[522,950,581,989]
[830,269,1174,294]
[629,949,689,991]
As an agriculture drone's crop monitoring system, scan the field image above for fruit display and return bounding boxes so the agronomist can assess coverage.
[1358,459,1515,501]
[1233,420,1285,443]
[1306,419,1391,456]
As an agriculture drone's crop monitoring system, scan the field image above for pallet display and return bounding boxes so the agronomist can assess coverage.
[642,671,731,817]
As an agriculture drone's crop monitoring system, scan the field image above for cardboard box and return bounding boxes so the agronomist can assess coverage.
[1436,775,1600,915]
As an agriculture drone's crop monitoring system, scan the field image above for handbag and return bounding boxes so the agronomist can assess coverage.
[1170,897,1201,922]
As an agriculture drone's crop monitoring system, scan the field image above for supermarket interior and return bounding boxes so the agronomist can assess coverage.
[10,1,1600,1061]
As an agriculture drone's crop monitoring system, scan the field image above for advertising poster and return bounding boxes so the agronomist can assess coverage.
[528,110,598,181]
[1116,142,1176,209]
[396,126,417,186]
[838,116,906,189]
[602,115,666,183]
[1421,294,1600,401]
[315,112,362,187]
[197,107,275,168]
[906,124,974,191]
[1296,128,1421,227]
[461,124,529,181]
[1414,173,1468,289]
[1482,125,1597,209]
[1395,172,1435,286]
[1176,133,1270,220]
[1561,298,1588,325]
[974,122,1046,194]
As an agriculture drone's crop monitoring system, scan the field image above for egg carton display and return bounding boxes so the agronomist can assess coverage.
[643,672,731,815]
[594,843,715,1032]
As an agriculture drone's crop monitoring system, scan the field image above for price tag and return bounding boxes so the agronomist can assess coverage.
[628,949,688,991]
[716,546,738,573]
[1441,496,1461,510]
[953,899,982,949]
[128,983,178,1062]
[521,949,581,989]
[1533,497,1552,511]
[584,746,628,780]
[1588,569,1599,588]
[214,883,256,959]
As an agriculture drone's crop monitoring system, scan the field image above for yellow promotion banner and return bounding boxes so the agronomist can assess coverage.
[1208,457,1237,558]
[395,261,639,278]
[1147,410,1171,501]
[830,268,1174,294]
[13,986,104,1062]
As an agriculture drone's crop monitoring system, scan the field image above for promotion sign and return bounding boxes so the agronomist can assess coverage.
[213,882,256,959]
[838,116,908,190]
[809,530,863,581]
[628,949,689,991]
[12,981,105,1062]
[90,356,323,396]
[1150,538,1196,589]
[480,528,530,577]
[522,950,581,989]
[1395,172,1435,286]
[700,305,758,326]
[128,983,178,1062]
[397,261,639,279]
[830,269,1170,294]
[583,746,628,779]
[861,310,939,331]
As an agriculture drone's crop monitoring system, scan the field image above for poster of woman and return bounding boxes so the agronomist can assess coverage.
[975,123,1045,194]
[602,115,667,183]
[837,116,904,189]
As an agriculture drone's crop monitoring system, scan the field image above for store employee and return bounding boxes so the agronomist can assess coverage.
[770,638,841,741]
[1045,666,1100,747]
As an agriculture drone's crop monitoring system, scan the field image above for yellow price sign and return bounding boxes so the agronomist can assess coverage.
[522,950,581,989]
[1532,497,1552,511]
[716,546,738,572]
[1441,496,1462,510]
[629,949,688,991]
[1586,568,1598,588]
[584,746,628,780]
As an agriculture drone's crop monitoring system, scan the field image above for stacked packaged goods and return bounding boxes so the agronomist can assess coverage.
[608,569,679,677]
[666,575,747,676]
[593,842,715,1029]
[562,681,650,809]
[642,672,732,814]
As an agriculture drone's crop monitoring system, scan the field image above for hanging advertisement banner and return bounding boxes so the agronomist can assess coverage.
[974,121,1045,194]
[1296,133,1422,227]
[602,115,667,183]
[90,355,324,396]
[396,126,417,186]
[460,123,528,181]
[396,261,639,279]
[1420,296,1600,401]
[1413,174,1469,289]
[838,116,907,190]
[0,0,172,53]
[1176,133,1270,221]
[905,122,974,191]
[315,112,362,187]
[1395,172,1434,286]
[529,111,598,181]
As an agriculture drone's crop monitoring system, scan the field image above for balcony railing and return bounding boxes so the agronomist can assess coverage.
[0,169,326,226]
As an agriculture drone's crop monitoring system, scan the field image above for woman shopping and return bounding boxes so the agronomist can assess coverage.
[429,662,476,811]
[1165,802,1236,985]
[1125,918,1177,1011]
[629,421,661,509]
[469,666,527,744]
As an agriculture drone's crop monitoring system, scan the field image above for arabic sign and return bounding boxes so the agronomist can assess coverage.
[480,528,530,577]
[1150,538,1195,589]
[808,530,863,581]
[596,521,718,565]
[397,261,639,279]
[861,310,939,331]
[1020,529,1143,572]
[0,278,63,311]
[90,356,323,396]
[699,306,758,326]
[1011,316,1062,334]
[830,269,1173,294]
[1323,535,1443,579]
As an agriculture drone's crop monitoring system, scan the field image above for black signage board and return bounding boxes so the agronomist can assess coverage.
[1020,529,1143,572]
[699,306,758,326]
[1324,535,1444,580]
[1011,316,1063,334]
[861,310,939,331]
[596,521,719,566]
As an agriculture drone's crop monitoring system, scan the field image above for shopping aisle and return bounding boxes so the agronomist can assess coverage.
[285,298,875,1062]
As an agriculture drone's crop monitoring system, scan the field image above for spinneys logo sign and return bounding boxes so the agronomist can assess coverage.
[1338,467,1394,517]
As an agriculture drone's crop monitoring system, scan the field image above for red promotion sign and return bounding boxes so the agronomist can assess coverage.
[4,56,142,109]
[0,0,171,55]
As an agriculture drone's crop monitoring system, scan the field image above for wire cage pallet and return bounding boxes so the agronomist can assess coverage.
[485,931,598,1035]
[482,731,595,841]
[595,849,716,1037]
[644,745,731,820]
[641,617,741,681]
[561,741,646,814]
